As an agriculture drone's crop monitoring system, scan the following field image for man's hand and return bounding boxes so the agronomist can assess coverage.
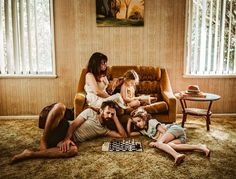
[106,109,127,138]
[112,110,118,120]
[58,138,75,153]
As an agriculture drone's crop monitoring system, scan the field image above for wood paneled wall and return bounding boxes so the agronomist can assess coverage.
[0,0,235,116]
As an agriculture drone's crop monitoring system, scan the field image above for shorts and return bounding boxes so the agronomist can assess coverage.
[38,103,73,147]
[165,124,186,143]
[47,119,70,148]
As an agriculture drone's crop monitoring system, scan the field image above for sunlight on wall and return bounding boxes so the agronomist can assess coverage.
[116,0,144,19]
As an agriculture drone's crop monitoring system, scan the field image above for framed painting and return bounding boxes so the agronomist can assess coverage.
[96,0,144,27]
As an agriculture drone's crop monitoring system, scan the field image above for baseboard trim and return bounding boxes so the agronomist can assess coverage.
[0,115,39,120]
[0,113,236,120]
[177,113,236,118]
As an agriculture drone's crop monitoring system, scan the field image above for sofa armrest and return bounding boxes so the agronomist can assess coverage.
[74,92,86,118]
[160,69,176,122]
[162,91,176,121]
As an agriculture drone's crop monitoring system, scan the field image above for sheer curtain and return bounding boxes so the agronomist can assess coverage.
[186,0,236,76]
[0,0,55,76]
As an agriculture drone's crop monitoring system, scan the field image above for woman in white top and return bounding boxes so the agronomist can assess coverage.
[84,52,126,109]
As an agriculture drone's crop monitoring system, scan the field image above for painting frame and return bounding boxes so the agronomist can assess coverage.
[96,0,144,27]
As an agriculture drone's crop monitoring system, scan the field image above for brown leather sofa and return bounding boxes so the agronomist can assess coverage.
[74,66,176,125]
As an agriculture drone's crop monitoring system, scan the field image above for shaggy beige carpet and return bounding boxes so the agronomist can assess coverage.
[0,117,236,179]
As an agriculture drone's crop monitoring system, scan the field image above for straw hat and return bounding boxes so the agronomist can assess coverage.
[186,85,200,94]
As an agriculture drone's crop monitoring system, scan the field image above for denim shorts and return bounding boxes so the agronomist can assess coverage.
[165,124,186,143]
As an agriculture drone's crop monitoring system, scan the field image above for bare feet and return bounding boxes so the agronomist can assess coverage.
[149,142,158,148]
[198,144,211,157]
[11,149,32,164]
[175,154,185,165]
[149,142,185,165]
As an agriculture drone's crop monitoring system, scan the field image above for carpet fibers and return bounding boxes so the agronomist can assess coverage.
[0,117,236,179]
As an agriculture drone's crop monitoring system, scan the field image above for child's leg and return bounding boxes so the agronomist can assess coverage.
[127,100,140,108]
[149,133,185,164]
[104,93,127,109]
[167,139,210,157]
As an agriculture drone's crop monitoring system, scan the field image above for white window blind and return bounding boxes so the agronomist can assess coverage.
[0,0,55,76]
[186,0,236,76]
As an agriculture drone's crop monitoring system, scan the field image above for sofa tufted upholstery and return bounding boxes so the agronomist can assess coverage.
[74,66,176,125]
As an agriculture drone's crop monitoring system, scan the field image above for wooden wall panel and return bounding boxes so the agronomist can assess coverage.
[0,0,235,116]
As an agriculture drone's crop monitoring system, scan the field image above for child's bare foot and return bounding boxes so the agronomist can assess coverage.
[11,149,32,164]
[149,142,158,148]
[175,154,185,165]
[198,144,211,157]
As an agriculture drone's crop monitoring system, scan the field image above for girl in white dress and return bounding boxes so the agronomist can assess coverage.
[120,70,141,108]
[120,70,157,108]
[84,52,126,109]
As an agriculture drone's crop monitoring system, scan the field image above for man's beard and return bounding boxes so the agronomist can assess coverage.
[102,115,112,121]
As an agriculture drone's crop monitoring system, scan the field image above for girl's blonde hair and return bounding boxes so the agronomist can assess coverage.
[123,70,139,83]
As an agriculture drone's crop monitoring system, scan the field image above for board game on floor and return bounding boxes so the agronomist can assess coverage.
[102,139,143,152]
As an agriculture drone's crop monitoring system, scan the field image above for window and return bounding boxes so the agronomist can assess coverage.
[0,0,55,77]
[185,0,236,76]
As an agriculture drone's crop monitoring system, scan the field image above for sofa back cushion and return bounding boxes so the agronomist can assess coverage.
[107,66,163,102]
[107,66,138,79]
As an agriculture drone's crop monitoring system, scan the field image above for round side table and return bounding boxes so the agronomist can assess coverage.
[175,92,221,131]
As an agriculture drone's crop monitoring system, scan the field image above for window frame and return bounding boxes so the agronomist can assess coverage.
[0,0,57,79]
[184,0,236,78]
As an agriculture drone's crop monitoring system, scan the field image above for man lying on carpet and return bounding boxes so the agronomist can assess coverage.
[127,108,211,165]
[11,100,127,163]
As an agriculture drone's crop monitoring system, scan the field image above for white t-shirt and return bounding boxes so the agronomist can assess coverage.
[72,108,109,143]
[139,119,161,139]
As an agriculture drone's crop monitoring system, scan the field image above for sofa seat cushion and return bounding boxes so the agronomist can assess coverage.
[124,101,168,115]
[136,81,162,101]
[143,101,168,114]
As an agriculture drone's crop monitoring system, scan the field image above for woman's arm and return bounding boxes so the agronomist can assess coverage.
[127,118,141,137]
[86,73,110,98]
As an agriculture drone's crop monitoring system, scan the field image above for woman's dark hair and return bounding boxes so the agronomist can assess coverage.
[87,52,108,79]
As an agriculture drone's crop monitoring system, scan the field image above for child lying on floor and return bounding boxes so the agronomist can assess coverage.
[127,108,211,165]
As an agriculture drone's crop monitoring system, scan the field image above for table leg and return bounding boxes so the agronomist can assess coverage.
[179,99,187,128]
[183,100,187,108]
[182,113,187,127]
[206,101,213,131]
[206,115,210,131]
[179,99,185,112]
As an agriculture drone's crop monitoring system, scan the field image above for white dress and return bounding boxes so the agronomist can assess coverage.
[84,79,126,109]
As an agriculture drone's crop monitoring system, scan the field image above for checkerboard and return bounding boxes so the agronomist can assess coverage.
[102,139,143,152]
